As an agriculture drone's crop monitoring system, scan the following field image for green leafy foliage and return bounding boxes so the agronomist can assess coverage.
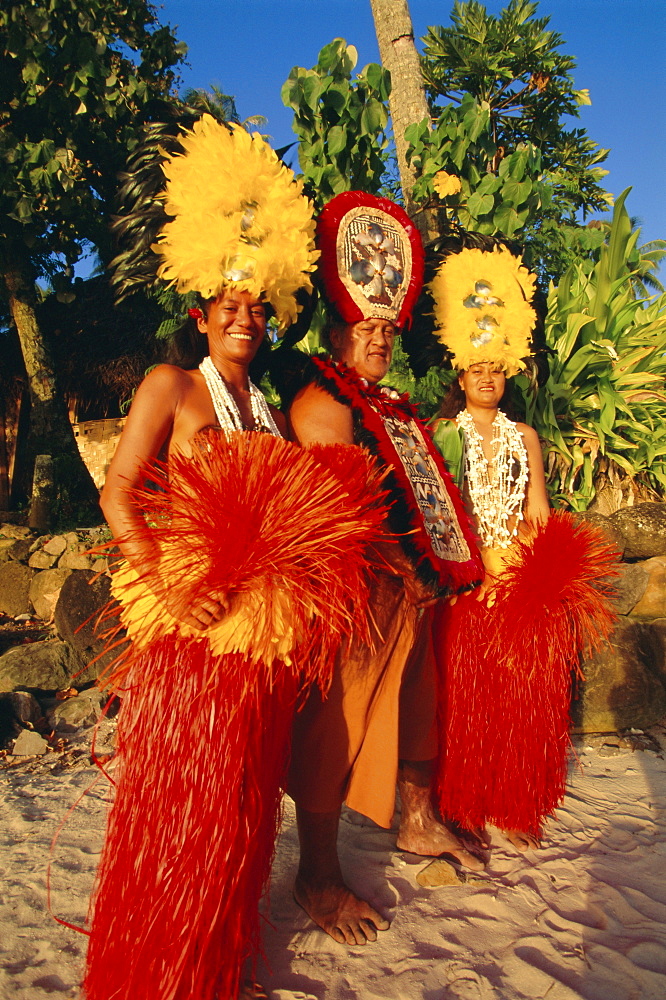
[403,0,612,283]
[420,0,611,218]
[0,0,186,282]
[406,96,552,239]
[517,192,666,509]
[281,39,391,207]
[384,339,454,419]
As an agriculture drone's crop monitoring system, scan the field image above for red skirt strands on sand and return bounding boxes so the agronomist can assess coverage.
[83,431,388,1000]
[434,513,618,838]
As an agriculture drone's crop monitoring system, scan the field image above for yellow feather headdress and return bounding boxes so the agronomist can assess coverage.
[429,246,537,376]
[154,115,319,332]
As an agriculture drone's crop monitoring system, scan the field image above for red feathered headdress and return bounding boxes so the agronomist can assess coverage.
[316,192,425,329]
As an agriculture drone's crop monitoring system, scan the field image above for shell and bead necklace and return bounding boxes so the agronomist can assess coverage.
[456,407,528,548]
[199,356,281,437]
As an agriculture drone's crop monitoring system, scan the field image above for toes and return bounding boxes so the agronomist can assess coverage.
[330,925,348,945]
[359,919,378,943]
[455,849,485,871]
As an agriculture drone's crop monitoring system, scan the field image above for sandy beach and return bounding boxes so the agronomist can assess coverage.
[2,720,665,1000]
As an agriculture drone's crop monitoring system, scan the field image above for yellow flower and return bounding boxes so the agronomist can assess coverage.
[433,171,462,199]
[429,246,537,376]
[154,116,318,332]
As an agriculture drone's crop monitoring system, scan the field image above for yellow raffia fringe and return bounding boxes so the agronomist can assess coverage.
[111,559,314,668]
[154,115,319,331]
[430,246,537,376]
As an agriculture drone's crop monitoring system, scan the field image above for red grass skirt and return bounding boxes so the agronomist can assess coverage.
[434,513,617,837]
[83,432,388,1000]
[84,641,296,1000]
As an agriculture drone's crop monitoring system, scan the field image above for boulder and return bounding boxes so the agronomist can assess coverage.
[629,556,666,619]
[58,551,96,571]
[0,639,80,694]
[572,618,666,733]
[0,561,35,616]
[28,549,59,570]
[610,562,649,615]
[43,534,67,556]
[8,538,33,562]
[0,539,14,564]
[47,688,106,732]
[29,568,75,621]
[571,511,626,558]
[0,524,32,540]
[29,534,50,554]
[54,570,119,683]
[608,503,666,560]
[0,690,43,747]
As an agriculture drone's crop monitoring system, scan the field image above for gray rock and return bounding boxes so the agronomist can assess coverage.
[0,524,32,540]
[8,538,33,562]
[571,511,627,558]
[28,549,58,570]
[54,570,119,683]
[29,534,50,554]
[629,557,666,620]
[0,690,43,746]
[609,503,666,560]
[0,538,15,564]
[43,534,67,556]
[47,688,105,732]
[0,639,80,694]
[610,562,649,615]
[57,551,95,571]
[642,618,666,687]
[0,561,35,616]
[0,689,42,725]
[572,618,666,733]
[11,729,48,755]
[29,568,74,621]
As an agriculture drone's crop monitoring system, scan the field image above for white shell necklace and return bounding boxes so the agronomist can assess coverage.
[199,356,281,437]
[456,408,528,548]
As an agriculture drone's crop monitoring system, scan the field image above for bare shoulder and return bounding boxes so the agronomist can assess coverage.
[289,382,353,445]
[139,363,193,393]
[516,422,541,446]
[128,364,195,415]
[269,404,288,437]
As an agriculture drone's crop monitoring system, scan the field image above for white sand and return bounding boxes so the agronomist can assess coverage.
[2,722,665,1000]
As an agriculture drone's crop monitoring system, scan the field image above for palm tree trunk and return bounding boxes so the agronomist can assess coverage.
[369,0,439,243]
[4,262,100,526]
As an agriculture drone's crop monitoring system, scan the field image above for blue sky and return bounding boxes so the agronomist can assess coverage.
[156,0,665,250]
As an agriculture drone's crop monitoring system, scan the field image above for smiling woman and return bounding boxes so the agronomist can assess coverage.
[82,117,390,1000]
[429,244,618,854]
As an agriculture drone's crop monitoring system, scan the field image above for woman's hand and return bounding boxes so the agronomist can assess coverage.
[165,590,231,631]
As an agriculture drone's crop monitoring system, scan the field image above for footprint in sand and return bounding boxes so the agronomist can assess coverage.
[445,962,497,999]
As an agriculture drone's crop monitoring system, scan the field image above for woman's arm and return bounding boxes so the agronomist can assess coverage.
[100,365,184,575]
[519,424,550,525]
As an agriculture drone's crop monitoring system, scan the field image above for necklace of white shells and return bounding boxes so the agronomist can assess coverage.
[456,408,528,548]
[199,356,281,437]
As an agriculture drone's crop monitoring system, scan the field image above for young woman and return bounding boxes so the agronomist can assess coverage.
[428,246,617,853]
[82,118,386,1000]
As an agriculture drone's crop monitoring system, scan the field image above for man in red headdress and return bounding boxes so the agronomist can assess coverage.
[286,192,485,946]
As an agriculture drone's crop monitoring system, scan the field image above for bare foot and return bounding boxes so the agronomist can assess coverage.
[397,812,485,870]
[504,828,541,852]
[452,822,491,852]
[397,761,485,871]
[294,873,390,946]
[239,983,267,1000]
